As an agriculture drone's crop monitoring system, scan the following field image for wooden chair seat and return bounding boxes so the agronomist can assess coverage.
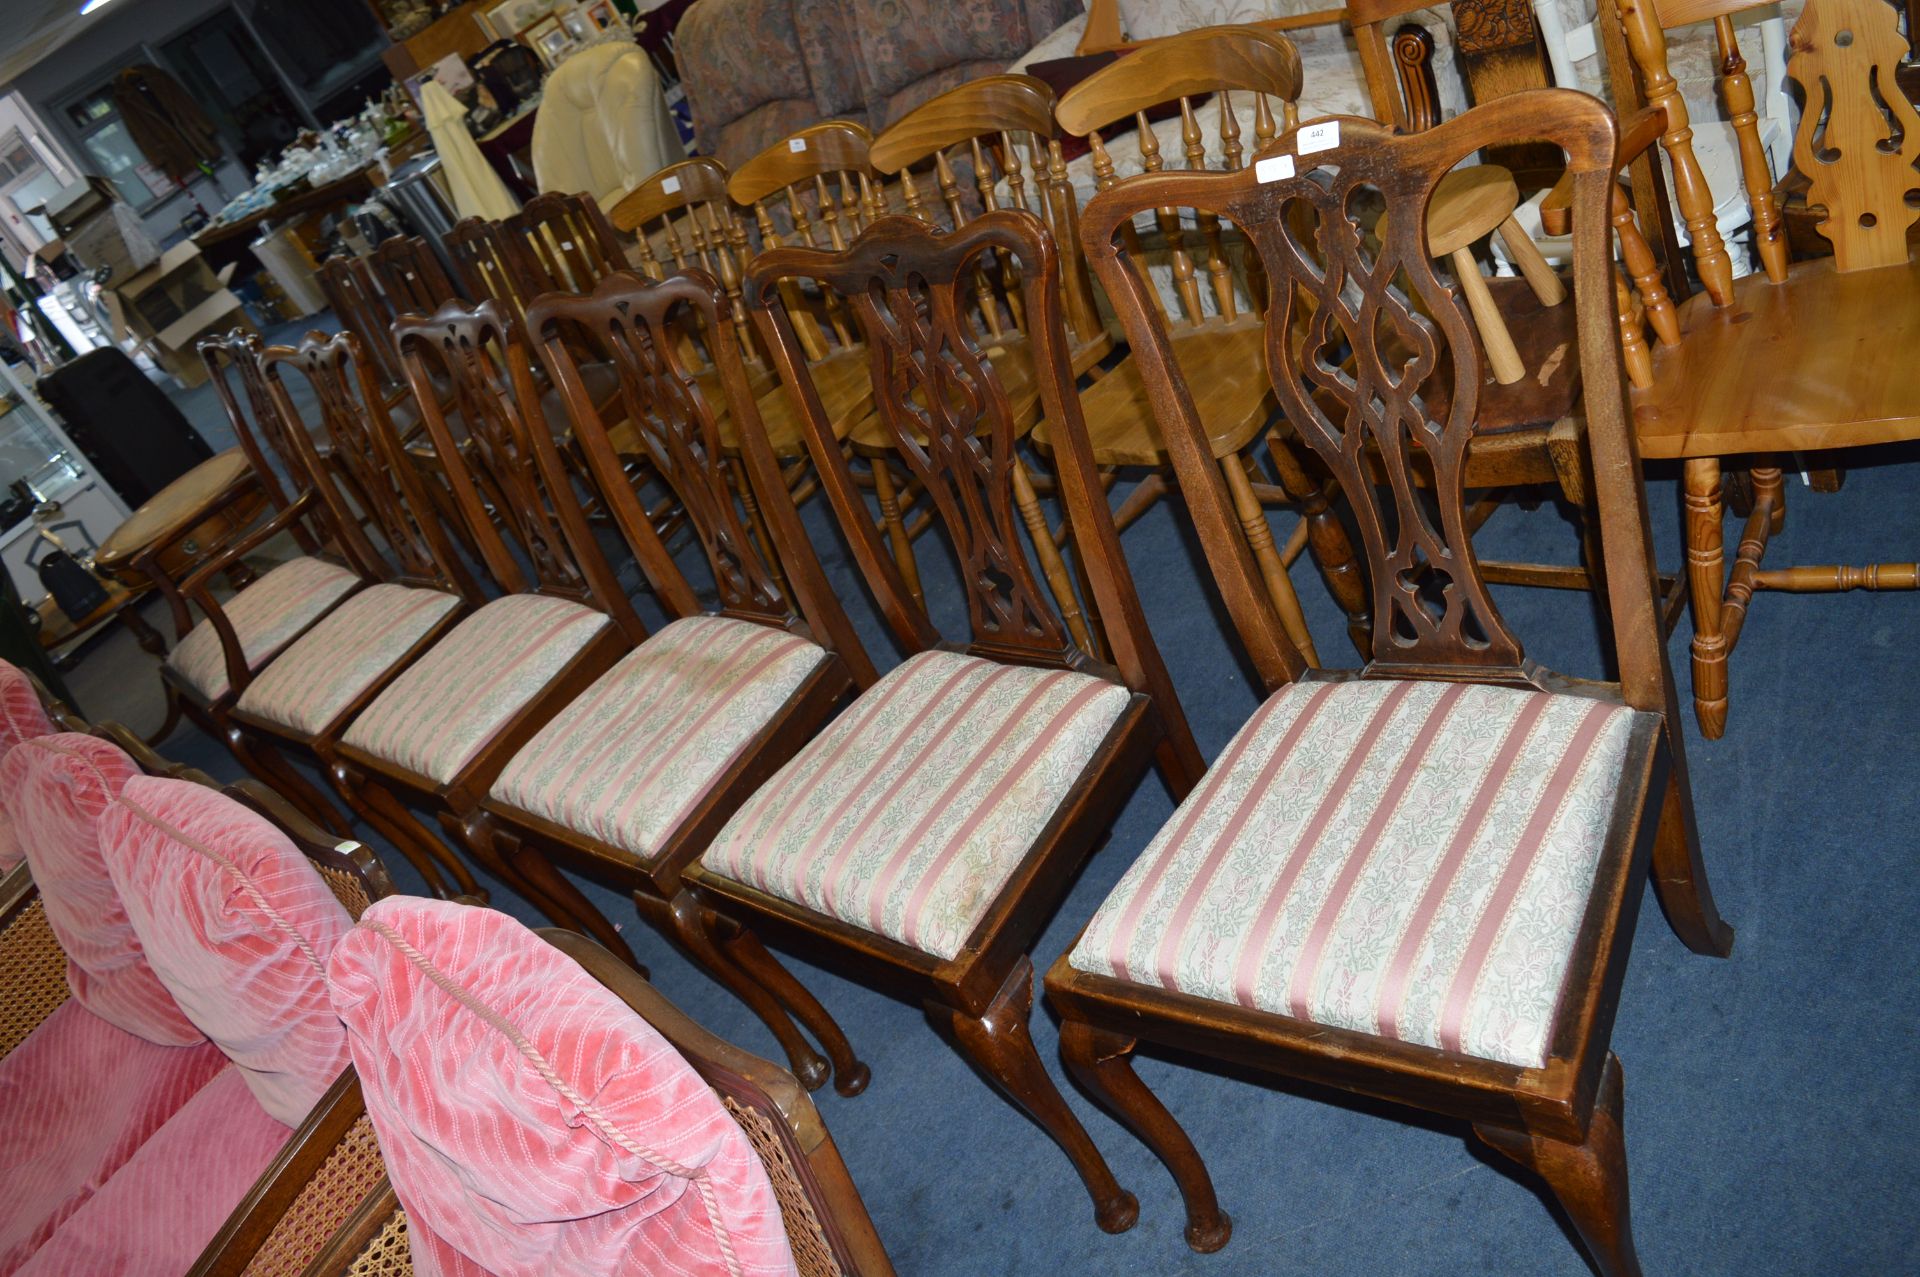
[734,346,875,458]
[1630,255,1920,461]
[1032,317,1273,466]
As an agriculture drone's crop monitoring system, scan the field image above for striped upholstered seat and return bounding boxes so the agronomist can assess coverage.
[166,557,361,701]
[341,594,610,785]
[700,649,1131,961]
[234,585,462,736]
[1068,678,1640,1069]
[491,615,829,865]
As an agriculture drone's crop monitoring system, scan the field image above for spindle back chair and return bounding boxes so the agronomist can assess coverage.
[1045,92,1733,1277]
[366,235,462,317]
[316,256,409,396]
[1046,25,1340,665]
[500,190,632,298]
[682,210,1206,1225]
[1589,0,1920,738]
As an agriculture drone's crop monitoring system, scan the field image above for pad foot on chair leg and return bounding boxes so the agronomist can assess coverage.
[1475,1053,1642,1277]
[935,958,1137,1235]
[1059,1020,1228,1251]
[660,890,830,1090]
[717,920,867,1096]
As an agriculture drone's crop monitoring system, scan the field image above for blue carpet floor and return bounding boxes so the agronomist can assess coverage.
[141,317,1920,1275]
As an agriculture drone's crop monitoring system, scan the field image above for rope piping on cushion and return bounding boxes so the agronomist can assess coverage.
[19,735,122,792]
[110,795,333,979]
[354,918,749,1277]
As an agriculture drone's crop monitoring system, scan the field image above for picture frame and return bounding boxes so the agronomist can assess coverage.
[521,15,575,65]
[583,1,618,29]
[482,0,552,40]
[558,6,594,41]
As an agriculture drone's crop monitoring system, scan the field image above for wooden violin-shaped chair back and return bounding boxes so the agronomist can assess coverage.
[1047,92,1734,1277]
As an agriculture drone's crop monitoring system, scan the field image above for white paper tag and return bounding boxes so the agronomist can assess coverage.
[788,137,807,153]
[661,174,680,194]
[1254,153,1296,183]
[1297,120,1340,155]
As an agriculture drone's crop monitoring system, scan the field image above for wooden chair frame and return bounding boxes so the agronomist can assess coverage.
[209,331,488,903]
[412,281,877,1091]
[1043,95,1734,1275]
[685,210,1208,1229]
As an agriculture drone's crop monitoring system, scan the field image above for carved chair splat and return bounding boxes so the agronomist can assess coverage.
[203,329,493,901]
[863,74,1112,630]
[139,331,379,837]
[1046,93,1734,1276]
[1600,0,1920,737]
[437,270,882,1092]
[685,210,1207,1229]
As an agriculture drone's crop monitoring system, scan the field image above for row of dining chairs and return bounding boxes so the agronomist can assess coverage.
[0,662,890,1276]
[160,37,1742,1266]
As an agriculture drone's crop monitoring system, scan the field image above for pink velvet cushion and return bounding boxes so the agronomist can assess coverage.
[2,736,202,1045]
[15,1067,292,1277]
[99,776,353,1126]
[329,897,798,1277]
[0,1000,226,1275]
[0,661,56,870]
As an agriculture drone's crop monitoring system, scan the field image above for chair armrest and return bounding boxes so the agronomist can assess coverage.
[188,1070,387,1277]
[1539,105,1668,236]
[170,491,320,603]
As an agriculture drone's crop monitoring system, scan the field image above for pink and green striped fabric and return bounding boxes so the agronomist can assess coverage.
[492,615,828,866]
[700,649,1130,961]
[341,593,611,785]
[165,557,360,702]
[1069,678,1639,1070]
[235,584,462,736]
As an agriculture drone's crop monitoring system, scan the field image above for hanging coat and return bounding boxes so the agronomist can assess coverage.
[111,65,221,183]
[420,81,519,222]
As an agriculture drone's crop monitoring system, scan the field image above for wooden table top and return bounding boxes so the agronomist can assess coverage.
[193,165,381,249]
[95,448,254,573]
[1633,255,1920,460]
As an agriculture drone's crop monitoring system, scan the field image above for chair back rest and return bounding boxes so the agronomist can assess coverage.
[198,329,314,513]
[526,271,872,679]
[1615,0,1787,299]
[259,331,481,600]
[609,157,761,363]
[530,42,676,208]
[390,300,643,640]
[503,190,631,297]
[316,256,406,390]
[447,216,533,329]
[1057,25,1304,329]
[870,74,1103,347]
[745,211,1189,717]
[543,927,896,1276]
[1079,93,1674,710]
[731,121,884,361]
[1345,0,1449,131]
[367,236,462,316]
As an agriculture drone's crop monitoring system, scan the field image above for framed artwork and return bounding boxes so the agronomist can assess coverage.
[558,6,594,40]
[583,1,619,29]
[521,15,575,65]
[482,0,553,39]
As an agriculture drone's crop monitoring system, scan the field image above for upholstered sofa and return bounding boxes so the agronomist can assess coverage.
[0,662,390,1277]
[677,0,1081,167]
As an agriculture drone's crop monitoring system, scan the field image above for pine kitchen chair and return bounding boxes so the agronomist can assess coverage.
[1044,93,1734,1276]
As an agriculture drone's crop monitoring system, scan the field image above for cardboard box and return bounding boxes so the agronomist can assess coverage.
[108,242,253,388]
[60,201,160,283]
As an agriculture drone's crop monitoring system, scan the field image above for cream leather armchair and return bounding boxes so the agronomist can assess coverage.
[530,42,685,210]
